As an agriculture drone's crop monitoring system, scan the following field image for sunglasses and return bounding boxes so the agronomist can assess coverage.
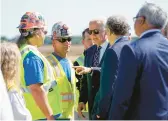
[88,29,100,35]
[56,37,72,43]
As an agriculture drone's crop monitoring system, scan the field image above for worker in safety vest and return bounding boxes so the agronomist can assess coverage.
[46,22,77,120]
[73,28,93,119]
[16,12,62,120]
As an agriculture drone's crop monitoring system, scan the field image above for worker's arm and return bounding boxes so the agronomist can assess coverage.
[29,83,54,120]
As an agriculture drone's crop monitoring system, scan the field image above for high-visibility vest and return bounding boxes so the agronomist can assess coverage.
[75,54,84,66]
[20,45,62,120]
[46,54,77,118]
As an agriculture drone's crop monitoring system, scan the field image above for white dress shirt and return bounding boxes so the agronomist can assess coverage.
[99,40,109,63]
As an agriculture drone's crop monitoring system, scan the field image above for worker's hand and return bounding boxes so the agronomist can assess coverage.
[46,115,55,120]
[96,115,100,119]
[73,66,91,75]
[77,102,86,119]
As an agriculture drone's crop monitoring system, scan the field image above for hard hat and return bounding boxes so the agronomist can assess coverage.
[17,12,46,29]
[51,21,72,39]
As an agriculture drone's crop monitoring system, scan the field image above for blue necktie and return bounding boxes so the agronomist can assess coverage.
[93,46,102,67]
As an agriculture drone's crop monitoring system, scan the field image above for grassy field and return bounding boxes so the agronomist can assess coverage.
[38,44,84,62]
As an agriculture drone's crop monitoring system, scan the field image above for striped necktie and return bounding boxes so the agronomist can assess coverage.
[92,46,102,67]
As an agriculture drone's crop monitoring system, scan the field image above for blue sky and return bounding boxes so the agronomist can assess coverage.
[1,0,168,38]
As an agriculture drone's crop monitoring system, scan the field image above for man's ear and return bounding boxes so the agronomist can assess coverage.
[82,39,85,45]
[106,28,112,35]
[110,31,113,35]
[52,40,55,48]
[139,17,146,25]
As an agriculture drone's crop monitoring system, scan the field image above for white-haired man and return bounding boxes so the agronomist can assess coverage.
[74,19,110,119]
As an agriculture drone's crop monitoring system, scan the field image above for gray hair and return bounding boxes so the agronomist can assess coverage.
[106,15,130,35]
[89,19,106,31]
[137,3,168,29]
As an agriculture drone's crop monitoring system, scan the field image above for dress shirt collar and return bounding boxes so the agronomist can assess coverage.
[99,40,108,49]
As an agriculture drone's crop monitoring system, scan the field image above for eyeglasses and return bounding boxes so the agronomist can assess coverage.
[56,37,72,43]
[88,29,100,35]
[133,16,145,22]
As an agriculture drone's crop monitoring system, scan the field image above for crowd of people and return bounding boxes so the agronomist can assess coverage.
[0,2,168,120]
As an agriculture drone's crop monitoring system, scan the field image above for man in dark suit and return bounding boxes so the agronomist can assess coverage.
[73,19,110,119]
[109,3,168,120]
[91,15,130,120]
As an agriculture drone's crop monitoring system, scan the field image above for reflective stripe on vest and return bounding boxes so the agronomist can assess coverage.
[61,93,74,102]
[46,55,61,77]
[46,54,75,102]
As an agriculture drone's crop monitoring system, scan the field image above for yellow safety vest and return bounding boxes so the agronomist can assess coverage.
[46,54,78,119]
[20,45,62,120]
[75,54,84,66]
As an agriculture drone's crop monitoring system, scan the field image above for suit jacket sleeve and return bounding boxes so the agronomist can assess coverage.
[108,45,138,120]
[73,61,81,90]
[79,51,88,104]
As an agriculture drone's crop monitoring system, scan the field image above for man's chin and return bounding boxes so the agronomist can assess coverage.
[37,42,43,47]
[66,49,70,52]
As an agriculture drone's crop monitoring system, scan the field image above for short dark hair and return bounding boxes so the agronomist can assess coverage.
[82,28,89,40]
[106,16,130,35]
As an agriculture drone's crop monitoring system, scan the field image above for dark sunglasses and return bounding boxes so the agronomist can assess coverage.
[56,37,72,43]
[88,29,100,35]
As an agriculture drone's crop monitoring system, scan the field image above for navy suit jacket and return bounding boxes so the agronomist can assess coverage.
[109,31,168,120]
[91,37,129,119]
[79,42,110,119]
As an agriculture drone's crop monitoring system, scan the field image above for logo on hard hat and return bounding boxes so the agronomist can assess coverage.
[63,24,68,30]
[60,24,69,36]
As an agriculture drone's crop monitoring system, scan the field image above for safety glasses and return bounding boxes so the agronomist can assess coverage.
[56,37,72,43]
[133,16,145,22]
[88,29,100,35]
